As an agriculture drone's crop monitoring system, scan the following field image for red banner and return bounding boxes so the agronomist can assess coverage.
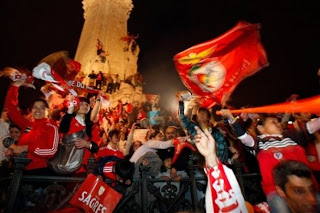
[70,174,122,213]
[174,21,268,108]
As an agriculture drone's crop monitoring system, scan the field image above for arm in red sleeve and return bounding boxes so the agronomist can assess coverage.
[5,85,30,130]
[28,122,59,158]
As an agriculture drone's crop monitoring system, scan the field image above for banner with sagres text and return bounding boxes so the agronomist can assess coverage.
[70,174,122,213]
[173,21,269,108]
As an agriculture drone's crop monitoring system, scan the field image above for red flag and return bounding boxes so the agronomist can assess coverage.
[173,21,269,108]
[70,174,122,213]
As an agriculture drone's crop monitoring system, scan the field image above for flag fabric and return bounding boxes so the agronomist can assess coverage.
[173,21,269,108]
[69,174,122,213]
[33,62,100,96]
[205,161,247,212]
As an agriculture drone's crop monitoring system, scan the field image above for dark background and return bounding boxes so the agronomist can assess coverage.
[1,0,320,112]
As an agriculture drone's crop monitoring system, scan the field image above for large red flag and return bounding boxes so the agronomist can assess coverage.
[173,21,269,108]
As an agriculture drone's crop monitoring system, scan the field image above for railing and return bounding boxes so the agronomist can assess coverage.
[0,157,264,213]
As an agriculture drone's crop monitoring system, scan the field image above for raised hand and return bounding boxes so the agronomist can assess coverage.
[194,126,218,167]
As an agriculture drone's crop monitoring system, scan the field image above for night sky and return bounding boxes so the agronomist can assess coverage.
[1,0,320,112]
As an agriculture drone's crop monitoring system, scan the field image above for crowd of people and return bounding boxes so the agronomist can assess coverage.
[0,74,320,212]
[87,70,142,93]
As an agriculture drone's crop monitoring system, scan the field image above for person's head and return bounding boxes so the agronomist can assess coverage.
[159,149,174,172]
[163,157,172,170]
[114,159,135,184]
[176,127,187,137]
[77,97,90,115]
[150,130,164,141]
[273,160,318,213]
[165,126,177,140]
[9,124,21,141]
[31,99,49,120]
[256,114,283,135]
[130,141,142,153]
[108,129,120,145]
[197,108,211,123]
[119,132,126,141]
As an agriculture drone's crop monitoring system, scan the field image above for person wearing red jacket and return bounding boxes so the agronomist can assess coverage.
[5,82,59,175]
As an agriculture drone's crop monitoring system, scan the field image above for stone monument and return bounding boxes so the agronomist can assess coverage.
[75,0,145,107]
[75,0,139,82]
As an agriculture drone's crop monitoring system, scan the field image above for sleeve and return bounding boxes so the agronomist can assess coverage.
[212,129,229,164]
[59,113,74,133]
[5,85,30,130]
[178,101,196,137]
[146,139,173,149]
[125,129,135,156]
[29,123,59,158]
[204,161,247,213]
[90,141,99,153]
[232,121,255,147]
[306,117,320,134]
[93,156,120,176]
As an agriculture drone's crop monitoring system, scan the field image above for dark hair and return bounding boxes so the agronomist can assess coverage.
[32,98,49,108]
[85,108,93,138]
[114,159,135,181]
[176,127,186,137]
[108,130,120,141]
[9,123,21,131]
[255,114,281,135]
[273,160,312,192]
[128,141,142,157]
[158,150,174,173]
[78,97,90,104]
[256,114,280,126]
[165,126,177,133]
[149,130,162,139]
[197,107,211,119]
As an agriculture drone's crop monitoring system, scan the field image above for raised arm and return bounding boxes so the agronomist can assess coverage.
[90,94,102,122]
[5,84,30,130]
[145,139,174,149]
[220,109,255,147]
[178,101,196,137]
[59,112,74,133]
[59,99,76,133]
[125,122,137,156]
[194,126,247,212]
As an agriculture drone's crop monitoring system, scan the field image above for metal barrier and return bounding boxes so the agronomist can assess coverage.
[1,157,264,213]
